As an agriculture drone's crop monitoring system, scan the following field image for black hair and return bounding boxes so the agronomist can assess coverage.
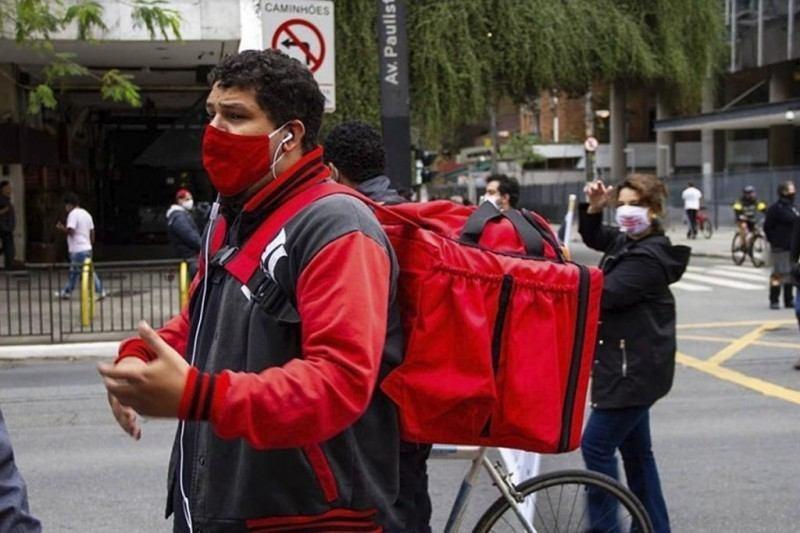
[322,121,386,183]
[63,192,79,206]
[778,181,795,196]
[208,49,325,151]
[486,174,520,207]
[0,181,8,189]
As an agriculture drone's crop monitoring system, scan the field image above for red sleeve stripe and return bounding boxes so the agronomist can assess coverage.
[180,370,217,421]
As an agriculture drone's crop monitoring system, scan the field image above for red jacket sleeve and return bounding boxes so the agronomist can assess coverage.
[178,231,391,450]
[115,274,199,364]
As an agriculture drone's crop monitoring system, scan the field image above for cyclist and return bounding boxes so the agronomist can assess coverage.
[732,185,767,248]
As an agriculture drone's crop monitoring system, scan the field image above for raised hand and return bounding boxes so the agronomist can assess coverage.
[584,180,614,214]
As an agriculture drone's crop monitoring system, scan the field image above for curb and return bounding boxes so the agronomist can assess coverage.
[0,342,118,361]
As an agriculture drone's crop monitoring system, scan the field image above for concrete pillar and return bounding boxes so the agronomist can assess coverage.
[610,81,626,181]
[656,95,674,179]
[768,66,794,167]
[700,76,716,202]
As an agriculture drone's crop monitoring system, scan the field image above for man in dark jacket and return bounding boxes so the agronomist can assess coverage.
[763,181,798,309]
[166,188,202,276]
[99,49,403,531]
[324,121,428,533]
[323,121,405,206]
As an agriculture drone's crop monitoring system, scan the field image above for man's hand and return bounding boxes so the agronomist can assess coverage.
[55,221,66,232]
[584,180,614,214]
[108,388,143,440]
[98,321,190,420]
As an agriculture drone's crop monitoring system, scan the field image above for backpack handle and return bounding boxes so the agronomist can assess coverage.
[460,201,546,257]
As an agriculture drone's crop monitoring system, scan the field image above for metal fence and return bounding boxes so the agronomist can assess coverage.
[0,260,187,344]
[430,166,800,228]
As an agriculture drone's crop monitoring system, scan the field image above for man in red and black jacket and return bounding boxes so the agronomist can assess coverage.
[99,49,404,532]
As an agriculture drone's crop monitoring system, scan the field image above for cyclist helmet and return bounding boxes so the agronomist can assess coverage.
[743,185,756,194]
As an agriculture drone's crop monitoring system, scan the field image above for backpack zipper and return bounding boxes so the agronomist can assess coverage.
[620,339,628,377]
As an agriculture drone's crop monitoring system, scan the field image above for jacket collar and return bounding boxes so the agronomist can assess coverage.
[242,146,329,213]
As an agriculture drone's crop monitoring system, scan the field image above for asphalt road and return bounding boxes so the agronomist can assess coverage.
[2,243,799,531]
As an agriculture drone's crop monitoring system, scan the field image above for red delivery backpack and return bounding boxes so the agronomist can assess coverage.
[218,181,603,453]
[372,197,604,453]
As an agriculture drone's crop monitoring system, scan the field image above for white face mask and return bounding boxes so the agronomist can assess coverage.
[179,199,194,211]
[615,205,651,235]
[481,194,501,210]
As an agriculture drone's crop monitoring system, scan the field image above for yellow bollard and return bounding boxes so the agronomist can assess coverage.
[80,257,93,327]
[179,261,189,308]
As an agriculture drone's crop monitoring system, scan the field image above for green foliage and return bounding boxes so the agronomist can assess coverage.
[64,1,107,40]
[27,83,56,114]
[100,69,141,107]
[319,0,380,140]
[330,0,725,146]
[498,133,545,167]
[1,0,181,114]
[131,0,181,41]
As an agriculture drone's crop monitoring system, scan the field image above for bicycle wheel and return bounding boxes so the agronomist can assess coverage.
[473,469,653,533]
[750,234,766,268]
[731,233,746,265]
[702,221,713,239]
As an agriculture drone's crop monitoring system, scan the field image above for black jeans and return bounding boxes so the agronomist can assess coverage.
[0,231,14,269]
[685,209,698,238]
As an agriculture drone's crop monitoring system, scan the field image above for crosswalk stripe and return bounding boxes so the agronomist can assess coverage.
[706,270,767,283]
[680,272,763,290]
[672,281,713,292]
[714,265,768,276]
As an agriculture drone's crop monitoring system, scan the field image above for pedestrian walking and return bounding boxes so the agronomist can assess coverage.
[0,181,18,270]
[0,406,41,532]
[166,188,202,277]
[763,181,798,309]
[55,193,106,300]
[98,49,403,531]
[681,182,702,239]
[579,174,690,533]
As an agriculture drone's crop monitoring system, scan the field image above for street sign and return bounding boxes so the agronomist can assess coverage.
[262,0,335,112]
[584,136,599,152]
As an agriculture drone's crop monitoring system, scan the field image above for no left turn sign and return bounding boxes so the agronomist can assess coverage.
[271,19,325,73]
[262,0,335,112]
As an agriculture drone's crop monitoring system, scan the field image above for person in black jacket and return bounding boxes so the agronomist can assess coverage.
[763,181,798,309]
[579,174,690,533]
[166,188,202,277]
[324,120,426,533]
[323,121,405,206]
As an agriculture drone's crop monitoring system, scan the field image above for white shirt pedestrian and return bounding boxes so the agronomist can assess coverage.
[682,186,702,211]
[66,207,94,253]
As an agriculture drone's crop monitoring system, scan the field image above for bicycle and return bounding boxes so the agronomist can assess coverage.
[731,223,766,268]
[435,444,653,532]
[696,207,713,239]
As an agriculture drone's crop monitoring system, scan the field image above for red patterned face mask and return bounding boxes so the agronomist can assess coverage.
[201,124,288,196]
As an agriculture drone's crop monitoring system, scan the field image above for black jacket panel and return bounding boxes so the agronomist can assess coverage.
[764,197,799,251]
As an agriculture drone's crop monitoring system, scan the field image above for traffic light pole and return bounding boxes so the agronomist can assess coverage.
[377,0,412,191]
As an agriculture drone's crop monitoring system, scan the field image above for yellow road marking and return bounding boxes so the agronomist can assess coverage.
[679,334,800,350]
[677,352,800,405]
[707,324,780,365]
[677,319,795,330]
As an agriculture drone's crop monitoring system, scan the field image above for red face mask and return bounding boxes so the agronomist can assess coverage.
[201,124,288,196]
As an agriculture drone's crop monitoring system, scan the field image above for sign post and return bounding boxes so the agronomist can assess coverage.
[377,0,411,191]
[262,0,336,112]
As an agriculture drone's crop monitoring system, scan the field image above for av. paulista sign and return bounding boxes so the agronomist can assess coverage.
[262,0,335,112]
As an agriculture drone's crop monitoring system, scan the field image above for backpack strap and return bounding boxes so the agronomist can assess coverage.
[223,180,354,285]
[460,202,546,257]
